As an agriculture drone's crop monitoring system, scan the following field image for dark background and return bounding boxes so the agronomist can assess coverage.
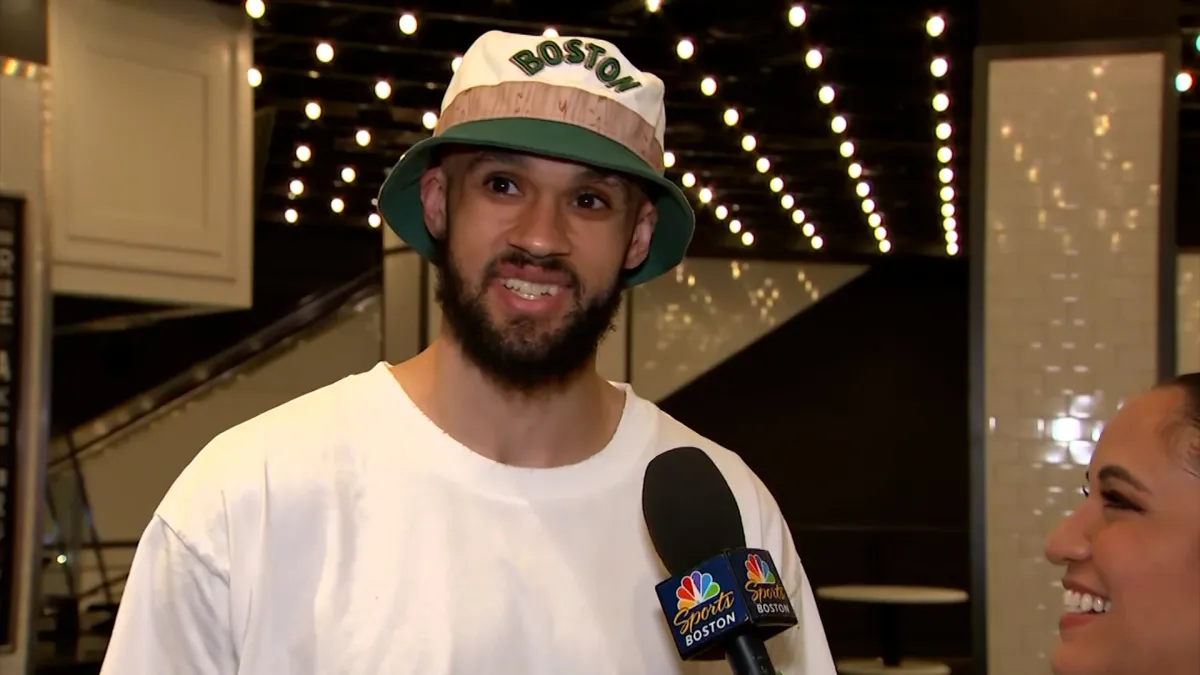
[661,257,971,662]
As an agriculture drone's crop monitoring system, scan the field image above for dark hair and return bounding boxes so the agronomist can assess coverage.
[1156,372,1200,474]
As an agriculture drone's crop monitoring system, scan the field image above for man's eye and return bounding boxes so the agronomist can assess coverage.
[576,193,609,209]
[487,177,518,194]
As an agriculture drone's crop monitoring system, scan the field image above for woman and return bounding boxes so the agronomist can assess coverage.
[1045,374,1200,674]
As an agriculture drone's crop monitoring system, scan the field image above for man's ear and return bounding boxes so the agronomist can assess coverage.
[623,198,658,271]
[418,166,449,241]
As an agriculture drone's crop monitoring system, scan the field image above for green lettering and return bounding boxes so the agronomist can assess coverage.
[610,75,642,93]
[563,38,585,64]
[583,43,607,69]
[536,40,563,65]
[509,49,544,76]
[596,56,621,83]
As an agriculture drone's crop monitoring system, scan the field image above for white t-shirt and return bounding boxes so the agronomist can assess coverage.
[100,362,836,675]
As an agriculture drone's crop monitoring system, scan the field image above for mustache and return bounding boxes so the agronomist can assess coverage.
[483,250,581,289]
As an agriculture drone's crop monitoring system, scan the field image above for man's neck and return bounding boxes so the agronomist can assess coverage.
[389,337,626,469]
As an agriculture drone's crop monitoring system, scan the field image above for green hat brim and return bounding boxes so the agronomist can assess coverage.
[376,118,695,287]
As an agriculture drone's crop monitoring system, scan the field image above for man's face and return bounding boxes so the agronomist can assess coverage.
[419,149,656,393]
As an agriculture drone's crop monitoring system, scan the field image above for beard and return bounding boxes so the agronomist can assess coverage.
[433,238,624,395]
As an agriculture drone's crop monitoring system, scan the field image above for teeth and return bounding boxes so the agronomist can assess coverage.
[1062,589,1111,614]
[502,278,561,299]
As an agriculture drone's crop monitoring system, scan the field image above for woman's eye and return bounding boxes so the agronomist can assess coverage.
[1100,489,1140,512]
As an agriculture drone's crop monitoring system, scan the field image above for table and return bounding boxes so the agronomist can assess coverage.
[816,585,968,674]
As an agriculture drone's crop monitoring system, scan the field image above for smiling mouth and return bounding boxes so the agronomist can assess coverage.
[500,278,563,300]
[1063,589,1111,615]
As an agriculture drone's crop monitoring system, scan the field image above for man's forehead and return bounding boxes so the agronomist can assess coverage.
[451,149,622,181]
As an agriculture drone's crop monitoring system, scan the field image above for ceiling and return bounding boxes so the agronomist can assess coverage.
[223,0,976,264]
[223,0,1200,265]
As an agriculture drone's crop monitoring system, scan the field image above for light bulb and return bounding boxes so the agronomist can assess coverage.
[247,67,262,87]
[788,5,807,27]
[295,145,312,162]
[741,135,757,151]
[723,108,739,126]
[676,39,695,59]
[368,213,382,228]
[355,129,371,147]
[284,208,298,224]
[700,77,717,96]
[374,80,392,99]
[926,15,946,37]
[805,49,823,69]
[398,13,418,35]
[341,167,357,183]
[315,42,334,63]
[663,151,676,168]
[422,111,438,130]
[330,198,345,213]
[245,0,265,20]
[304,101,322,120]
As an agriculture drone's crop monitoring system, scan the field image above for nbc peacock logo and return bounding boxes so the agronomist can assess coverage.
[745,553,777,586]
[676,570,722,612]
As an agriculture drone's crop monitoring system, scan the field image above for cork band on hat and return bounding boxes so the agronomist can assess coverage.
[435,81,665,173]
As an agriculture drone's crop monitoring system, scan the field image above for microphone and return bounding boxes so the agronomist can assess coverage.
[642,447,799,675]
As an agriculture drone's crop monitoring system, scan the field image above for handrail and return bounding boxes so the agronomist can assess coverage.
[49,265,383,471]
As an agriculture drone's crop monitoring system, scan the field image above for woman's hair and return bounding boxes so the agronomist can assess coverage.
[1155,372,1200,474]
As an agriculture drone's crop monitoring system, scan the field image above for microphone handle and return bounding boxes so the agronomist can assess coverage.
[723,633,776,675]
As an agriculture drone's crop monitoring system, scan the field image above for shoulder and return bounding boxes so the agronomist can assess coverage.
[153,366,391,557]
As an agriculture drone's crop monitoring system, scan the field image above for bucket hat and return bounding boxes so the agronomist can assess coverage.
[376,30,695,287]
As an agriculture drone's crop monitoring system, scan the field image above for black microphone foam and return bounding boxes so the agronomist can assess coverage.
[642,446,746,574]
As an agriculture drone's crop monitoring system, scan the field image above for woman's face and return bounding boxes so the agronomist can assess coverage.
[1045,386,1200,675]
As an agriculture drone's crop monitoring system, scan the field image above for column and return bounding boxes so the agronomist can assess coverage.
[381,226,427,364]
[968,2,1180,675]
[0,2,52,673]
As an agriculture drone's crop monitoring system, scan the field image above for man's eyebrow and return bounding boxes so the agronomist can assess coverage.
[463,151,528,173]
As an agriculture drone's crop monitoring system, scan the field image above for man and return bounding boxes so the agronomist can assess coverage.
[100,30,836,674]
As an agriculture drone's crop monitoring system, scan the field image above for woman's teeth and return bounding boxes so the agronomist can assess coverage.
[1063,589,1111,614]
[502,278,561,300]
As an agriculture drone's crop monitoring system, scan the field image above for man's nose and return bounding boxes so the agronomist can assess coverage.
[508,196,570,258]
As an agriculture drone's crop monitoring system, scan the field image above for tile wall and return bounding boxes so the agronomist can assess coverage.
[982,52,1165,675]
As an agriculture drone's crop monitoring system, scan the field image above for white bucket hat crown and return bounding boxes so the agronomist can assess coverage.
[376,30,695,286]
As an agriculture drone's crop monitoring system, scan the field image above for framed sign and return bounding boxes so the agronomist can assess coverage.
[0,194,23,649]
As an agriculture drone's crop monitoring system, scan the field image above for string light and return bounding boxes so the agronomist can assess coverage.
[662,16,821,250]
[664,150,750,246]
[315,42,335,63]
[789,4,889,252]
[927,13,959,256]
[354,129,371,147]
[247,67,262,88]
